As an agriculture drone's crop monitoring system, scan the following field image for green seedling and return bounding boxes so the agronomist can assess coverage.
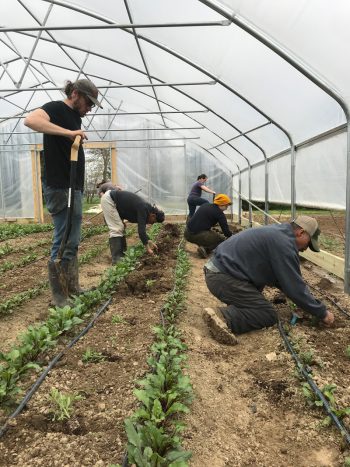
[82,348,106,364]
[322,406,350,427]
[0,243,13,257]
[346,346,350,358]
[299,350,315,366]
[19,253,38,267]
[145,279,156,289]
[0,224,160,409]
[302,382,336,407]
[0,260,15,273]
[344,457,350,466]
[302,382,350,427]
[49,388,82,421]
[111,314,126,324]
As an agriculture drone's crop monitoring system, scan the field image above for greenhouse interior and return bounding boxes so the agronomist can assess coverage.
[1,1,350,466]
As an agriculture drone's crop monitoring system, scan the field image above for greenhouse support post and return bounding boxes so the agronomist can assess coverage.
[248,165,252,227]
[345,121,350,293]
[30,146,44,223]
[111,145,117,185]
[238,172,242,225]
[291,145,296,220]
[264,157,269,225]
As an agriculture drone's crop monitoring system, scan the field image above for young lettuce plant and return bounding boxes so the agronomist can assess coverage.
[49,388,82,421]
[82,348,106,364]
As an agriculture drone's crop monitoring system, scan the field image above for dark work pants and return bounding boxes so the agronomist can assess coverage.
[204,268,278,335]
[187,196,209,218]
[184,228,226,251]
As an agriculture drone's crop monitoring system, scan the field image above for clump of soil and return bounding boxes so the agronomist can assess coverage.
[125,223,180,296]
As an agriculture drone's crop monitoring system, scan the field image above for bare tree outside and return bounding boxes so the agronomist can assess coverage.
[84,148,111,203]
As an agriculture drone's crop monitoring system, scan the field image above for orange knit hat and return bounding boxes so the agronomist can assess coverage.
[213,194,232,206]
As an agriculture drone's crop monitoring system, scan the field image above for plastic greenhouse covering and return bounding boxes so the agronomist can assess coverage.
[1,0,350,286]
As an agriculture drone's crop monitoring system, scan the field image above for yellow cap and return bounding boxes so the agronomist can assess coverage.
[213,194,232,206]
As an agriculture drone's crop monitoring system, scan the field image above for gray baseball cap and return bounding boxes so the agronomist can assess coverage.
[74,79,103,108]
[294,215,321,252]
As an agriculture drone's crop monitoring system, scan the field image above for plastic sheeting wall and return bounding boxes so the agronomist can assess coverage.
[0,147,34,218]
[237,129,346,209]
[0,122,231,218]
[118,142,231,214]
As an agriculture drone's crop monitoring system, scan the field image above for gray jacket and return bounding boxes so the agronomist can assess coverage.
[212,223,326,319]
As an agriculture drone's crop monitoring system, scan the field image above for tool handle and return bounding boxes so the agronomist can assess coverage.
[71,135,81,162]
[56,137,80,260]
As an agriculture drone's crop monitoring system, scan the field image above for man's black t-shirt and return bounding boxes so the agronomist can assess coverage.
[41,101,85,190]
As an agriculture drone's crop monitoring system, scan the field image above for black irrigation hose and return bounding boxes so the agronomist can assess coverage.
[0,297,112,438]
[307,282,350,320]
[278,319,350,446]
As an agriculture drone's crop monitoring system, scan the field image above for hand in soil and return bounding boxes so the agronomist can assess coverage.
[322,309,335,327]
[146,240,158,255]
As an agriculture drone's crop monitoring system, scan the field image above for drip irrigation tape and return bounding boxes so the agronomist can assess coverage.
[308,283,350,319]
[82,210,103,225]
[278,320,350,445]
[122,451,128,467]
[0,297,112,438]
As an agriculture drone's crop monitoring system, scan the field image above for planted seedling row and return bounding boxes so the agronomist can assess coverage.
[0,224,109,274]
[122,240,194,466]
[0,223,53,242]
[278,321,350,460]
[276,290,350,449]
[0,241,108,316]
[0,223,161,408]
[0,223,119,311]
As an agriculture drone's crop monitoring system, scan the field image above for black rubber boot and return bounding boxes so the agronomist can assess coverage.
[121,236,127,253]
[48,260,70,308]
[66,256,86,296]
[109,237,125,265]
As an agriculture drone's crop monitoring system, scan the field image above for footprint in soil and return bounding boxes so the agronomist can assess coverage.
[125,270,172,295]
[30,414,87,435]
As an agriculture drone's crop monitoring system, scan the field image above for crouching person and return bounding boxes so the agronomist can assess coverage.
[203,216,334,345]
[184,194,233,258]
[101,190,165,264]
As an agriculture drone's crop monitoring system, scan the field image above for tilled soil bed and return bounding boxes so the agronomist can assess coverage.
[0,224,181,466]
[180,243,350,467]
[1,217,350,466]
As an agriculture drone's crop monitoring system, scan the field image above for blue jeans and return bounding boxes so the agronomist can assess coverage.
[187,196,209,218]
[45,187,83,261]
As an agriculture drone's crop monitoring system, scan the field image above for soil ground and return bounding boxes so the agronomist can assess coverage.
[0,217,349,466]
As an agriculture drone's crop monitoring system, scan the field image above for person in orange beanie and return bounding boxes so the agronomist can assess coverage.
[184,193,233,258]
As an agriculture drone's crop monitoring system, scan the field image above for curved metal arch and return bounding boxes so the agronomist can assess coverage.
[2,50,262,177]
[10,1,288,231]
[37,0,287,225]
[14,2,280,220]
[199,0,350,292]
[8,1,286,171]
[39,0,292,144]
